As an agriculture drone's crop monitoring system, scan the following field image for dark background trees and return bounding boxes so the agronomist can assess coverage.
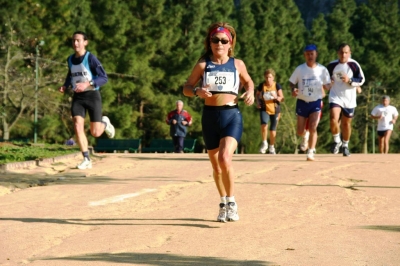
[1,0,399,153]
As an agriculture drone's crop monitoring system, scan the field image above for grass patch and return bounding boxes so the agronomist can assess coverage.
[0,142,80,164]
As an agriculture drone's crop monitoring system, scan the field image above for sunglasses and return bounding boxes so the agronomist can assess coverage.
[210,37,230,45]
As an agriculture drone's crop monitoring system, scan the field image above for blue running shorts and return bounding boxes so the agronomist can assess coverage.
[202,105,243,150]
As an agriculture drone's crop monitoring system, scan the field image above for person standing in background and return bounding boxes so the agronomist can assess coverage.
[166,100,192,153]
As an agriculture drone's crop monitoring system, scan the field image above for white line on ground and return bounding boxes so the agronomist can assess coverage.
[89,188,157,206]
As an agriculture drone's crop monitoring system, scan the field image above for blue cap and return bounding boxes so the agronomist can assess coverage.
[304,44,317,51]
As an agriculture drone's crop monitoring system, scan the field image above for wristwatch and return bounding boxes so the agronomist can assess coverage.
[193,87,199,97]
[348,78,353,85]
[89,80,95,86]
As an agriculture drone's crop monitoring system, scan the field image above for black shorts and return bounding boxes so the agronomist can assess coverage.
[71,90,103,122]
[202,105,243,150]
[377,130,389,137]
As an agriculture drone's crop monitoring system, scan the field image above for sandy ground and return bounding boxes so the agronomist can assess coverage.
[0,152,399,266]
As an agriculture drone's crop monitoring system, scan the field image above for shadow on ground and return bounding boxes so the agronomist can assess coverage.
[357,225,400,232]
[0,172,116,191]
[0,217,221,229]
[241,181,400,190]
[37,252,271,265]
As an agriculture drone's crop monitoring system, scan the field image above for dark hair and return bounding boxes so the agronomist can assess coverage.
[72,31,88,40]
[199,22,236,61]
[337,43,350,51]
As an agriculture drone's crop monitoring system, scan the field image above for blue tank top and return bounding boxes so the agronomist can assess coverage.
[202,57,240,96]
[67,52,99,91]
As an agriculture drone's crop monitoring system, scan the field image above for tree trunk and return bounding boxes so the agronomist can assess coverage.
[362,85,371,153]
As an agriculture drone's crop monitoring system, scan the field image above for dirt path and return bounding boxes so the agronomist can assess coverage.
[1,153,399,265]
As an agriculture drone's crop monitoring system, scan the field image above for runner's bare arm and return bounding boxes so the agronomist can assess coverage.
[183,60,211,98]
[236,59,254,106]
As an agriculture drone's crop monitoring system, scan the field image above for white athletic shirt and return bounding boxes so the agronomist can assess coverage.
[371,104,398,131]
[327,58,365,108]
[289,63,331,102]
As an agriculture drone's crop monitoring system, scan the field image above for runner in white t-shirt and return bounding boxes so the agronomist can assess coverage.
[289,44,331,161]
[371,95,398,154]
[327,43,365,157]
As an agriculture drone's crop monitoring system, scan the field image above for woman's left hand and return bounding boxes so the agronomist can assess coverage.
[240,91,254,106]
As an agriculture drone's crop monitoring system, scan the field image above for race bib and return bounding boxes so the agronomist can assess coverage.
[301,78,319,97]
[206,72,235,92]
[333,71,345,82]
[263,91,276,101]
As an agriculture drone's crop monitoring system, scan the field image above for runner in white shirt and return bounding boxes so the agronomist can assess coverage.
[327,43,365,157]
[289,44,331,161]
[371,95,398,154]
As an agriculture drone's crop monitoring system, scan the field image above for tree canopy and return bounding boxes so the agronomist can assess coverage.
[1,0,399,153]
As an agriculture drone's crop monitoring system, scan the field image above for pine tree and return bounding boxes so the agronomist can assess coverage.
[236,0,306,153]
[326,0,358,51]
[350,0,400,153]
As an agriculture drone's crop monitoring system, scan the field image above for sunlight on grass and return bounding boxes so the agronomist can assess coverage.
[0,142,79,164]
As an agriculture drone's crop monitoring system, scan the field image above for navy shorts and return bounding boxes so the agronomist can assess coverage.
[202,105,243,150]
[71,90,103,122]
[329,103,355,118]
[296,99,322,118]
[260,111,278,131]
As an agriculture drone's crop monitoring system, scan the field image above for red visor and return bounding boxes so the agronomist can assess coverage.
[209,27,232,43]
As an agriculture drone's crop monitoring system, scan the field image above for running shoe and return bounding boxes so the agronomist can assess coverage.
[269,146,276,154]
[217,203,227,223]
[342,146,350,157]
[102,116,115,138]
[77,157,92,169]
[331,141,342,154]
[226,202,239,221]
[306,149,315,161]
[259,142,268,154]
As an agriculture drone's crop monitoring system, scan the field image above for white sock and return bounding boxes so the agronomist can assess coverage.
[342,140,349,147]
[269,145,274,148]
[226,196,235,203]
[263,140,268,145]
[303,131,310,139]
[333,133,341,143]
[220,197,227,204]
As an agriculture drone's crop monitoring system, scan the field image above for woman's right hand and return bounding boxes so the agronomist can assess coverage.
[197,84,212,98]
[59,86,66,93]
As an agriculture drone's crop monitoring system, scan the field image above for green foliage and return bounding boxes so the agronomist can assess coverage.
[236,0,306,153]
[1,0,400,154]
[326,0,358,51]
[0,143,79,164]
